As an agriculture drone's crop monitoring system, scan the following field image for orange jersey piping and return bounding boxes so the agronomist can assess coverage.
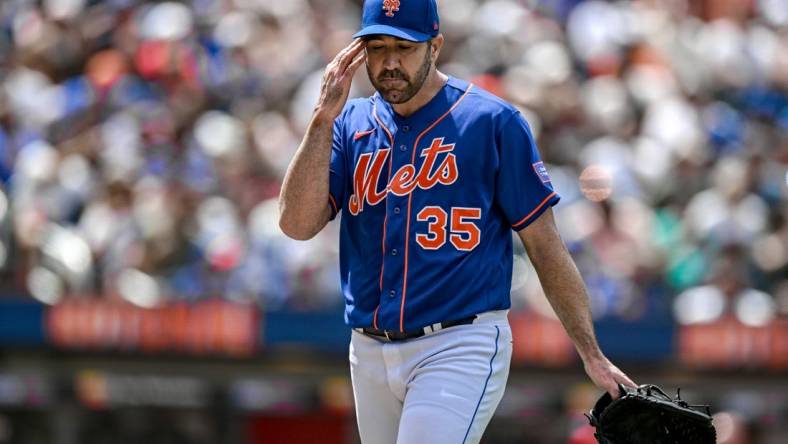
[372,100,394,329]
[511,191,558,228]
[399,83,474,332]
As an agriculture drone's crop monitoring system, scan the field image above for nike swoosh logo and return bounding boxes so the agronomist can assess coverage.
[354,129,375,141]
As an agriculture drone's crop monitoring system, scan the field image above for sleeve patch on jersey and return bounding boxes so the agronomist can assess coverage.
[532,161,551,184]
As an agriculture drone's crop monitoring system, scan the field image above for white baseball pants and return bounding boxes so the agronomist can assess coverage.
[349,310,513,444]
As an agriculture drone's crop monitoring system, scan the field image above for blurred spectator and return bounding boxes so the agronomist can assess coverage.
[674,244,778,327]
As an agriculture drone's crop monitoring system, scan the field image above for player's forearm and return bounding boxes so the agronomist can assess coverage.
[278,114,334,240]
[532,243,604,363]
[518,214,604,364]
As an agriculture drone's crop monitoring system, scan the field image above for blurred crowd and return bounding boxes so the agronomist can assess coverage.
[0,0,785,325]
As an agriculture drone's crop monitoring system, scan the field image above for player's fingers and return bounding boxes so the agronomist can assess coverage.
[338,39,366,72]
[608,373,636,398]
[326,40,359,75]
[332,39,365,70]
[617,373,637,389]
[604,380,622,399]
[325,42,360,83]
[332,38,362,63]
[612,365,637,388]
[344,52,367,77]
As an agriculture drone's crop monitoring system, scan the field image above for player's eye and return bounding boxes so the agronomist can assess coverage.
[367,45,384,52]
[397,44,414,51]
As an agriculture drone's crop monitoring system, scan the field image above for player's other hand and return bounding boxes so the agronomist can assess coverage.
[314,39,367,122]
[583,355,637,399]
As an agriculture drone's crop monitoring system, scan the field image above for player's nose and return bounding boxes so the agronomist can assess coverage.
[382,53,400,71]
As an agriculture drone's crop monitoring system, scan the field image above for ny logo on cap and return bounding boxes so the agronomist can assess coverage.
[382,0,400,17]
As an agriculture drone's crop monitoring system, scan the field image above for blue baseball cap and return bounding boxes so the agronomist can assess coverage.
[353,0,440,43]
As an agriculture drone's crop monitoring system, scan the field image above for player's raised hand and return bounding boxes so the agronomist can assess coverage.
[584,355,637,399]
[314,39,367,122]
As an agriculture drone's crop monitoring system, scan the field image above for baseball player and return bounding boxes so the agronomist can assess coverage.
[278,0,636,442]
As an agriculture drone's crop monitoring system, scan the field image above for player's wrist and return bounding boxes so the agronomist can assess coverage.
[579,348,607,366]
[312,108,339,125]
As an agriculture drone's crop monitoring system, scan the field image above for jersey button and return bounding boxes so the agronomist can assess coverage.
[399,144,407,152]
[393,207,400,214]
[391,249,398,256]
[389,290,396,298]
[402,125,410,132]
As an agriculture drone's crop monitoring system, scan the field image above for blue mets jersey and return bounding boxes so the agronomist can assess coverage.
[328,76,560,332]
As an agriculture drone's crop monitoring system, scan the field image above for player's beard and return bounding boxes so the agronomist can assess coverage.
[369,43,432,104]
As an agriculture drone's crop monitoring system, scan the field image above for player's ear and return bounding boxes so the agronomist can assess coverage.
[429,34,444,60]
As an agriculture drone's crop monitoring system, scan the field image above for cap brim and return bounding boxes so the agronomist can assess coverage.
[352,25,432,42]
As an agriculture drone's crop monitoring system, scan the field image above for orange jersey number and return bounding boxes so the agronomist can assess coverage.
[416,206,481,251]
[449,207,482,251]
[415,206,447,249]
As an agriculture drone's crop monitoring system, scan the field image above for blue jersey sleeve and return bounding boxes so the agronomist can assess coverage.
[328,115,346,221]
[494,111,560,231]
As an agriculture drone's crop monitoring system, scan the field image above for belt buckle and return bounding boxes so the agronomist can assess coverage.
[384,330,391,341]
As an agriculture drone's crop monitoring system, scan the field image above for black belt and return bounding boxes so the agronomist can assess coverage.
[358,315,477,342]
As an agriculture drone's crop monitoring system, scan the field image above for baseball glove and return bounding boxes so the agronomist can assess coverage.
[586,383,716,444]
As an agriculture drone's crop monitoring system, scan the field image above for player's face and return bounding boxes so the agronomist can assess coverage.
[365,36,433,104]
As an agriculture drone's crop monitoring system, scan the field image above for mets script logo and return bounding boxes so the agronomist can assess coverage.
[382,0,400,17]
[348,137,458,216]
